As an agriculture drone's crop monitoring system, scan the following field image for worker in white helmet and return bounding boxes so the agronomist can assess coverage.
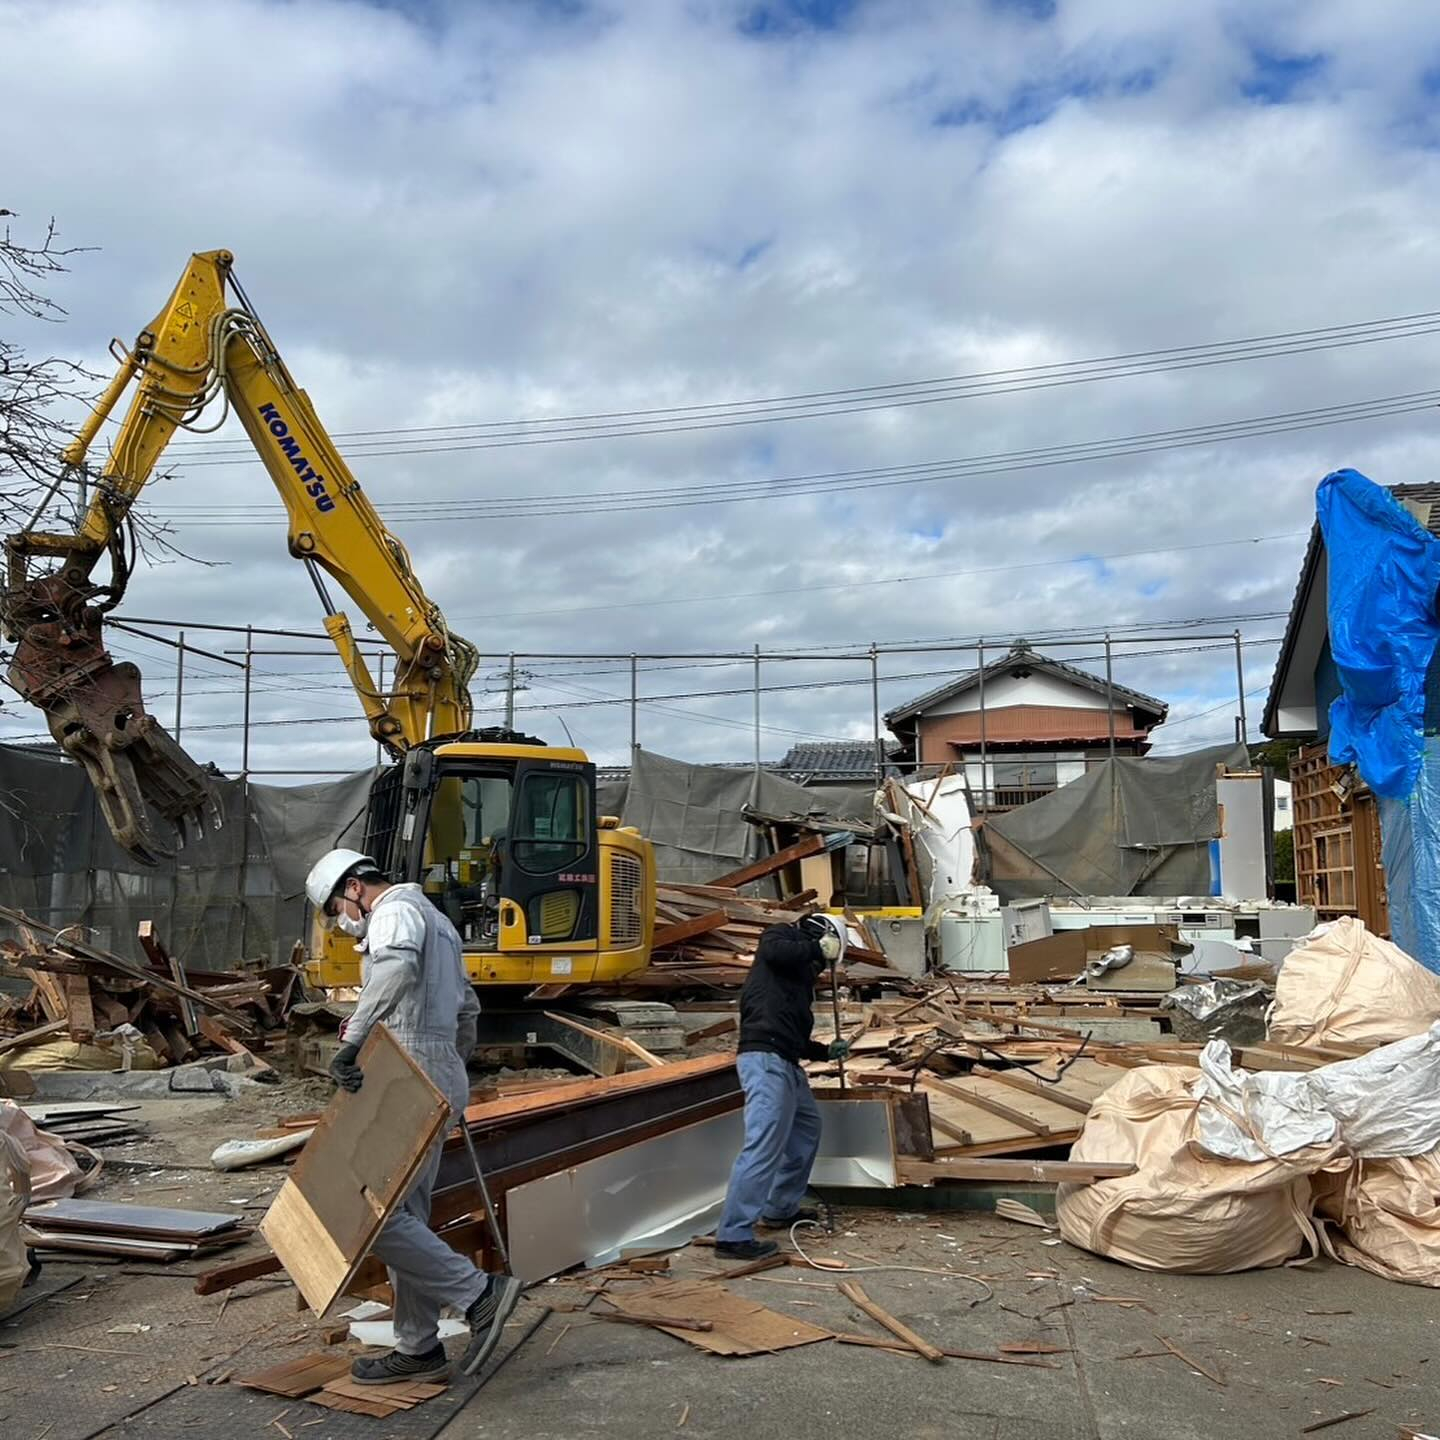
[304,848,522,1385]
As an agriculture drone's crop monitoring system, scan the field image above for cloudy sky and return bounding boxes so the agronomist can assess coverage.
[3,0,1440,779]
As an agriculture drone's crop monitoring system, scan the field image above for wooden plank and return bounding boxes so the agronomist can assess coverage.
[463,1052,733,1131]
[22,965,69,1022]
[657,883,741,901]
[138,920,200,1037]
[707,835,827,890]
[237,1352,350,1397]
[896,1157,1136,1184]
[837,1280,943,1363]
[775,889,819,910]
[921,1076,1054,1138]
[194,1252,283,1295]
[260,1025,449,1316]
[834,1332,1058,1368]
[971,1065,1095,1115]
[542,1011,665,1069]
[683,1016,738,1045]
[197,1014,276,1077]
[0,1019,67,1055]
[63,974,95,1043]
[651,911,731,950]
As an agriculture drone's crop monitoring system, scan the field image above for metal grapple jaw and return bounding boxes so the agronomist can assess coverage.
[2,573,216,866]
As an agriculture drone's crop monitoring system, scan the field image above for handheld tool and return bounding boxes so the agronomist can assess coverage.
[458,1118,511,1275]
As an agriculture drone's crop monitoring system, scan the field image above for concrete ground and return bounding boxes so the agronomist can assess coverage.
[2,1095,1438,1439]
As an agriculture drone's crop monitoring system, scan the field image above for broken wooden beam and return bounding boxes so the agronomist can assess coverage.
[542,1011,665,1069]
[834,1333,1058,1368]
[707,834,827,890]
[194,1252,284,1295]
[838,1280,944,1363]
[138,920,200,1037]
[652,911,731,950]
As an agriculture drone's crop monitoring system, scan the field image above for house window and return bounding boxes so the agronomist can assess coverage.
[1276,796,1290,812]
[992,758,1058,790]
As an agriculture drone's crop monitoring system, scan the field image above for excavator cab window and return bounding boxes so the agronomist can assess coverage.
[510,772,588,875]
[422,771,513,949]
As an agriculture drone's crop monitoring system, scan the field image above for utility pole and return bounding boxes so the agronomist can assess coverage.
[174,629,185,743]
[505,652,516,729]
[753,644,761,769]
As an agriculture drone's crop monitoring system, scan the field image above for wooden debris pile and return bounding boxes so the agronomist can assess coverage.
[0,907,297,1073]
[623,876,894,990]
[806,979,1369,1185]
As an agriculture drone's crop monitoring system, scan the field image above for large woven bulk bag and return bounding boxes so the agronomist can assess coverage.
[0,1102,88,1203]
[0,1123,29,1313]
[1057,1066,1339,1273]
[1314,1151,1440,1287]
[1269,917,1440,1050]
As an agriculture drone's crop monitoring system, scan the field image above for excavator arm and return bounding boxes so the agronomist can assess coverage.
[1,250,477,864]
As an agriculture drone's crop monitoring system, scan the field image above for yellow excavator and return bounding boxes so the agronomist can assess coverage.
[2,250,654,995]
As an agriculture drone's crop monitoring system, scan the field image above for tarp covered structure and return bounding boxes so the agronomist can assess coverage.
[1316,469,1440,974]
[596,748,874,884]
[982,742,1249,901]
[0,742,371,969]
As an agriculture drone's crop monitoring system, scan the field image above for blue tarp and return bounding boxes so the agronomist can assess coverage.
[1317,468,1440,799]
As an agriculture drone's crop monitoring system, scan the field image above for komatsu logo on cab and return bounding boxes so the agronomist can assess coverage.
[257,403,336,513]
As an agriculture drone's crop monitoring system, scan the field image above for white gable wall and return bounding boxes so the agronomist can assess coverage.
[924,670,1112,717]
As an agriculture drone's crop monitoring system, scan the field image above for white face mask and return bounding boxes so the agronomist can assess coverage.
[335,910,368,939]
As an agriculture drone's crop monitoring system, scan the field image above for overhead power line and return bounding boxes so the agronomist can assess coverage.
[159,308,1440,459]
[139,390,1440,525]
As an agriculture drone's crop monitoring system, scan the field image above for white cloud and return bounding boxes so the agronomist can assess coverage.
[4,0,1440,775]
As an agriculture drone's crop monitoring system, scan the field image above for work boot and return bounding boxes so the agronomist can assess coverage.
[714,1237,780,1260]
[758,1205,821,1228]
[351,1345,450,1386]
[460,1273,524,1376]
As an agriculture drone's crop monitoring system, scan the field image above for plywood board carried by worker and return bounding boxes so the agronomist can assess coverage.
[261,1024,448,1316]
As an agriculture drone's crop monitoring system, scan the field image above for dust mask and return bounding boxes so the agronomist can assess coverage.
[336,910,368,939]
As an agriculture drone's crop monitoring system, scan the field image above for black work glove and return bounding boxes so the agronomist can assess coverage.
[330,1042,363,1093]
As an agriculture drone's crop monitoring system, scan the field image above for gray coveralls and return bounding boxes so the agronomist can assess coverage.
[340,883,488,1356]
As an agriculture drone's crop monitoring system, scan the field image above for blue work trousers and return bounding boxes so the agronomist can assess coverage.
[716,1050,822,1242]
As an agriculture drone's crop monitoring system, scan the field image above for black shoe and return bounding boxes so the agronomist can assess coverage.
[714,1238,780,1260]
[460,1273,524,1376]
[758,1206,820,1228]
[350,1345,450,1386]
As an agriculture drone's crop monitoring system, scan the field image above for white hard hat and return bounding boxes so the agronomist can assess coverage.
[305,848,377,911]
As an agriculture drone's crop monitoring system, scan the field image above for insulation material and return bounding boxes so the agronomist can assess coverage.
[898,773,976,905]
[983,743,1248,902]
[0,1118,30,1312]
[1056,1066,1340,1274]
[0,1102,85,1203]
[1314,1151,1440,1287]
[1194,1026,1440,1164]
[1268,916,1440,1049]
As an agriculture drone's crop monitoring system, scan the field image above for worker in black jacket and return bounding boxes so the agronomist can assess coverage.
[714,915,850,1260]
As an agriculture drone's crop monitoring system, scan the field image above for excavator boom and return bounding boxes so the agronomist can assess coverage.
[1,251,476,864]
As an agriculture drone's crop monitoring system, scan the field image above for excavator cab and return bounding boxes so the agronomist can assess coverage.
[305,730,654,990]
